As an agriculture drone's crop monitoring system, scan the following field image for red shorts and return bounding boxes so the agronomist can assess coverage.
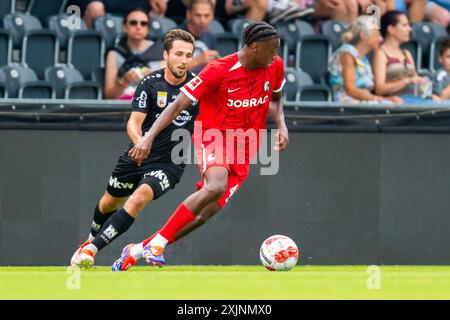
[193,126,254,208]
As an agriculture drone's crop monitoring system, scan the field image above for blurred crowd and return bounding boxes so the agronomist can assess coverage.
[3,0,450,103]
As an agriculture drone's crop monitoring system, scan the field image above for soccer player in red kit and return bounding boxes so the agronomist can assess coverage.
[112,22,289,270]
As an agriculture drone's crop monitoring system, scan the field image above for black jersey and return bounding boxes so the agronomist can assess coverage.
[128,69,199,166]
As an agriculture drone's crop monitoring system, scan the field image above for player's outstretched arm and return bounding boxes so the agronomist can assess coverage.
[269,92,289,152]
[128,93,193,165]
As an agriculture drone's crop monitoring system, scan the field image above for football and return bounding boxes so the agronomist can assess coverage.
[259,235,299,271]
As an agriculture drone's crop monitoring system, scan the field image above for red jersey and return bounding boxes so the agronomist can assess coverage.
[180,53,285,131]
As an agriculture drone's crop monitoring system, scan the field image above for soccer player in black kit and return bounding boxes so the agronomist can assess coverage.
[70,29,200,269]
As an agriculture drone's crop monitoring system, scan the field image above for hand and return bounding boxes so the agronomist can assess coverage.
[121,69,141,86]
[139,67,152,77]
[385,96,403,104]
[198,50,220,65]
[274,126,289,152]
[128,135,153,166]
[432,95,442,102]
[149,0,167,17]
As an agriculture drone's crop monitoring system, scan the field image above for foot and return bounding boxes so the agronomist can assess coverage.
[111,244,137,271]
[143,245,165,267]
[70,240,90,266]
[71,241,95,269]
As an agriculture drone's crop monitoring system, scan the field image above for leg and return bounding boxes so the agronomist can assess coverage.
[173,201,221,241]
[406,0,427,24]
[425,2,450,28]
[91,184,154,252]
[83,0,105,29]
[243,0,269,21]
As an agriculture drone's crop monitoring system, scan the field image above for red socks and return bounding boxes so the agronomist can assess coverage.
[143,203,196,245]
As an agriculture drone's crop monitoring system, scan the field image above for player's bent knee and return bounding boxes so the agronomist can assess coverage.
[202,182,227,201]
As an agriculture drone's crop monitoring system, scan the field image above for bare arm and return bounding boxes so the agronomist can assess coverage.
[269,91,289,151]
[127,112,146,145]
[341,53,380,101]
[128,92,194,164]
[441,84,450,100]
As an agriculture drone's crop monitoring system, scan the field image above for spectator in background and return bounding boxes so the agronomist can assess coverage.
[394,0,427,24]
[433,40,450,100]
[266,0,315,25]
[425,0,450,29]
[180,0,220,72]
[78,0,168,29]
[313,0,394,23]
[104,8,163,100]
[372,10,440,103]
[223,0,269,21]
[328,15,402,103]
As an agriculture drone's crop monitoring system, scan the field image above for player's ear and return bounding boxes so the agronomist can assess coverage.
[163,50,169,61]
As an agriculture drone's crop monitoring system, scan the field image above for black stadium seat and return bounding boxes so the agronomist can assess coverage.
[401,40,422,71]
[3,13,42,48]
[320,20,349,50]
[0,63,49,98]
[19,81,55,99]
[65,82,101,100]
[148,16,176,38]
[411,22,448,69]
[0,29,12,68]
[27,0,68,26]
[48,13,88,49]
[22,29,58,79]
[93,14,122,51]
[295,35,332,84]
[67,30,104,80]
[45,64,84,99]
[214,32,239,57]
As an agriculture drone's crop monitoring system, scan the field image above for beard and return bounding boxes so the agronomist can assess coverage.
[167,63,186,79]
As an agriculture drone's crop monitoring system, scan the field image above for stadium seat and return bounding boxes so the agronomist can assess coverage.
[411,22,448,69]
[45,64,84,99]
[21,29,58,79]
[18,81,55,98]
[0,0,15,26]
[320,20,349,50]
[295,35,332,84]
[93,14,122,51]
[283,68,301,103]
[275,20,314,54]
[207,19,225,35]
[430,36,450,72]
[65,82,101,100]
[148,16,176,38]
[27,0,68,26]
[67,30,104,80]
[401,40,422,71]
[91,66,105,92]
[0,63,47,98]
[3,13,42,48]
[48,13,88,49]
[299,85,331,102]
[214,33,240,57]
[0,82,7,97]
[227,18,255,39]
[0,29,12,68]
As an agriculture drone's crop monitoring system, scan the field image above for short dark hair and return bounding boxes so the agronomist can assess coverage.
[186,0,215,11]
[163,29,195,52]
[380,10,406,38]
[123,7,149,25]
[440,39,450,56]
[242,21,279,46]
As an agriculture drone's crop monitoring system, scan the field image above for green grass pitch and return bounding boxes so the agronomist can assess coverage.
[1,265,449,300]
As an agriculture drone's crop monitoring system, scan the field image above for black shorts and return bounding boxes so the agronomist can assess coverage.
[106,151,183,199]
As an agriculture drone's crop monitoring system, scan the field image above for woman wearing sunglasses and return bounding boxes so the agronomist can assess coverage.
[105,8,163,100]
